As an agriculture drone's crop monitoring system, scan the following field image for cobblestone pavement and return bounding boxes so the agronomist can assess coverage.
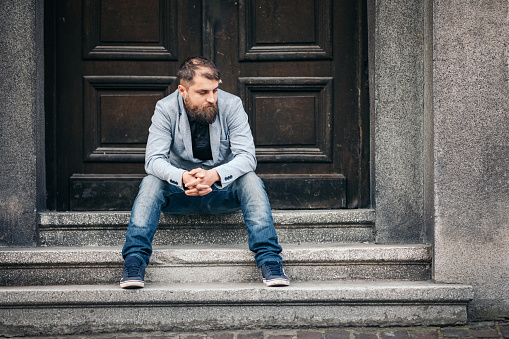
[19,321,509,339]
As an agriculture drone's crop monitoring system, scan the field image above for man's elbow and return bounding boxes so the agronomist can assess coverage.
[144,157,155,175]
[144,162,151,175]
[248,154,257,171]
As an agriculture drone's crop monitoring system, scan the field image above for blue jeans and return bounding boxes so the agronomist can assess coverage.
[122,172,283,267]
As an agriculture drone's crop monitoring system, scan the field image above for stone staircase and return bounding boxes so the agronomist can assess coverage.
[0,210,473,337]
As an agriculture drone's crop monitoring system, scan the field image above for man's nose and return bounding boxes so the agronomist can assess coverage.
[206,92,216,103]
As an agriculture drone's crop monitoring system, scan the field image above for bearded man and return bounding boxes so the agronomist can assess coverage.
[120,57,289,288]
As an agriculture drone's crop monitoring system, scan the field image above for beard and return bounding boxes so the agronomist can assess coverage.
[184,96,218,125]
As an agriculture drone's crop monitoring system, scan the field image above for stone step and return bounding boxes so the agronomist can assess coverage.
[38,209,375,246]
[0,281,473,337]
[0,244,431,286]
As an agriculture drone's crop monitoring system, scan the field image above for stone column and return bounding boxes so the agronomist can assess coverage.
[433,0,509,319]
[0,0,45,246]
[370,0,426,243]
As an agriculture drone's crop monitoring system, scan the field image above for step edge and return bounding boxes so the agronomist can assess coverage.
[0,282,474,306]
[0,244,432,265]
[39,209,375,227]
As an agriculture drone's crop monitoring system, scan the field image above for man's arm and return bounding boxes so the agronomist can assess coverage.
[145,99,186,189]
[212,96,257,188]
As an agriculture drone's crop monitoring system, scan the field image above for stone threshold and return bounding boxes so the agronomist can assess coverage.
[37,209,376,246]
[39,209,375,228]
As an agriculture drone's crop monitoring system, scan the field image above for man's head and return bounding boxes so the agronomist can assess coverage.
[177,57,221,124]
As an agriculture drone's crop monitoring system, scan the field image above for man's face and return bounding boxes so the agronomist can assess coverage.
[178,74,219,124]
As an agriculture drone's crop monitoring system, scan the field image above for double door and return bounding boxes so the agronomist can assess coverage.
[46,0,369,210]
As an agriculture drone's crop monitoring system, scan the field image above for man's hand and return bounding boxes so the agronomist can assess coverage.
[182,168,220,196]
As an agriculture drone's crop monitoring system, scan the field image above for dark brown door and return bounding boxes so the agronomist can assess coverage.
[46,0,369,211]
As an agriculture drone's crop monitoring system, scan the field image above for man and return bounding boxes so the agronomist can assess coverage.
[120,56,289,288]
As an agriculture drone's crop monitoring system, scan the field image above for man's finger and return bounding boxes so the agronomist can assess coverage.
[197,187,212,196]
[192,170,206,179]
[189,168,205,176]
[185,177,201,188]
[185,188,199,196]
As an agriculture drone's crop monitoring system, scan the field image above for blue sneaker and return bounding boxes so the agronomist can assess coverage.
[120,255,146,289]
[261,261,290,287]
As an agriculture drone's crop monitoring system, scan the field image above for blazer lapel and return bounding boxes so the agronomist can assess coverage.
[178,94,194,160]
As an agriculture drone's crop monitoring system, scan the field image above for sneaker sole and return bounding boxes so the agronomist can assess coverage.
[263,278,290,287]
[120,280,144,289]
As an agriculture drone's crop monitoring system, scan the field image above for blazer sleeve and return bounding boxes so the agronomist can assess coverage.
[144,100,186,189]
[214,96,257,188]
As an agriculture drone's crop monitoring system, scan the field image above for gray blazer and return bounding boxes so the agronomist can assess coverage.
[145,89,257,190]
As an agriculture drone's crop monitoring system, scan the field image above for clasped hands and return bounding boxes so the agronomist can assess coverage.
[182,168,220,196]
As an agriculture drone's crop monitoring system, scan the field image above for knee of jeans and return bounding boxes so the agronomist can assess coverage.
[237,172,265,191]
[235,172,269,205]
[130,175,166,226]
[139,175,166,196]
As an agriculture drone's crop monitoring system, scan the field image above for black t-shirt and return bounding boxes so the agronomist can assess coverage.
[188,114,213,161]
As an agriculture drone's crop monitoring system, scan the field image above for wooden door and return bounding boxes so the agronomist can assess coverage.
[46,0,369,211]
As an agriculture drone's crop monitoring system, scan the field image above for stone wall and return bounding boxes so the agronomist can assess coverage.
[0,0,45,246]
[432,0,509,320]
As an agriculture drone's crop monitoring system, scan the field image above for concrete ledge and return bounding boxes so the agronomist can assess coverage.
[39,209,375,227]
[0,243,429,265]
[0,281,474,305]
[0,281,473,336]
[0,244,431,285]
[38,210,376,246]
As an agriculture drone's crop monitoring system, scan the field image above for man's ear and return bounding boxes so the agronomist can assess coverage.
[178,84,186,97]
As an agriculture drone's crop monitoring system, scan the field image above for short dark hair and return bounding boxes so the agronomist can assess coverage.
[177,56,220,87]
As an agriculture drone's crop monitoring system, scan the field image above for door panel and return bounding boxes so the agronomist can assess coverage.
[83,0,178,60]
[238,0,331,60]
[83,76,175,162]
[48,0,369,211]
[238,77,333,163]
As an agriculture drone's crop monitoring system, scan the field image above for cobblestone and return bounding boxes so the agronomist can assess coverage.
[237,333,264,339]
[379,330,410,338]
[324,330,350,339]
[441,328,471,338]
[499,324,509,338]
[469,326,500,338]
[19,321,509,339]
[408,330,439,339]
[297,331,323,339]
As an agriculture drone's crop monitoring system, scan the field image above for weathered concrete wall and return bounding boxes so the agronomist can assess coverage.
[433,0,509,320]
[372,0,426,243]
[0,0,45,246]
[423,0,434,245]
